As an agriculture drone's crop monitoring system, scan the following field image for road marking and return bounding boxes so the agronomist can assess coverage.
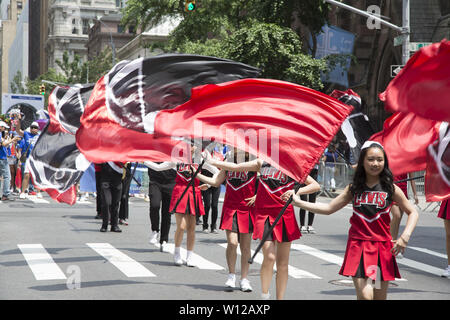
[153,242,224,270]
[18,244,67,280]
[408,246,448,259]
[218,243,321,279]
[291,244,407,281]
[87,243,156,277]
[396,258,444,277]
[27,196,50,204]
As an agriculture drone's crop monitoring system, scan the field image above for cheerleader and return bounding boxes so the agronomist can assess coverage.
[205,153,320,300]
[144,151,218,267]
[196,148,257,292]
[282,141,419,300]
[437,199,450,278]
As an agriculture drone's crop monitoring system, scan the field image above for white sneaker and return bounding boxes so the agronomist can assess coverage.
[186,255,196,267]
[149,231,159,244]
[442,267,450,278]
[240,278,253,292]
[160,241,167,252]
[261,292,270,300]
[307,226,316,234]
[19,193,26,199]
[225,273,236,288]
[174,253,183,266]
[300,226,308,233]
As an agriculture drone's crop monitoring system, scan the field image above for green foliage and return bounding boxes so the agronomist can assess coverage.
[121,0,334,90]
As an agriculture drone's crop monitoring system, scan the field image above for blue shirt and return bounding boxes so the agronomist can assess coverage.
[20,131,39,158]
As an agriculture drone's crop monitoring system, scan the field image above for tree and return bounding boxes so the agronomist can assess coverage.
[121,0,332,90]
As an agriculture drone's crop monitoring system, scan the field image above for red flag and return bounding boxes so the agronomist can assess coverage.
[76,76,191,164]
[153,78,353,183]
[380,40,450,122]
[368,112,440,176]
[425,122,450,201]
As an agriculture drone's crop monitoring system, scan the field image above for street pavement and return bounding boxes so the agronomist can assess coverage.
[0,192,449,301]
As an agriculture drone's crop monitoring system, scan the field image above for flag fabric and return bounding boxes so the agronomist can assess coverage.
[380,40,450,122]
[425,122,450,202]
[28,84,94,205]
[330,89,375,163]
[76,54,261,164]
[369,112,440,177]
[153,78,354,183]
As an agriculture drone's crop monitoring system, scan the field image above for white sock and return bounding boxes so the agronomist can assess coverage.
[186,250,193,260]
[174,247,181,256]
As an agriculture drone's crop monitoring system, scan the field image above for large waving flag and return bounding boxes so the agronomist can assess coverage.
[152,79,354,183]
[376,41,450,201]
[28,84,94,205]
[76,54,261,163]
[380,40,450,122]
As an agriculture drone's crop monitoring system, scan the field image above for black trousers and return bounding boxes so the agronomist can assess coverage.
[201,186,220,230]
[119,164,133,220]
[299,168,318,226]
[95,170,102,216]
[100,164,123,229]
[149,181,175,243]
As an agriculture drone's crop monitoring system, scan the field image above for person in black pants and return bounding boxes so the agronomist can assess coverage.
[94,164,102,219]
[201,168,221,233]
[119,163,133,225]
[99,162,123,233]
[146,162,176,251]
[299,165,319,234]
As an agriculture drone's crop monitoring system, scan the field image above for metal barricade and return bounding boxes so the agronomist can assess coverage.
[406,171,441,212]
[317,161,354,197]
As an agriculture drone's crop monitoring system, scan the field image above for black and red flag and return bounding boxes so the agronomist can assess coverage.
[76,54,261,164]
[28,84,94,205]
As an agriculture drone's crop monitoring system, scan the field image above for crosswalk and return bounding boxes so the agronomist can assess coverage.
[15,241,448,283]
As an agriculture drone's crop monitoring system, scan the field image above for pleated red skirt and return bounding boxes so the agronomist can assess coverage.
[339,238,401,281]
[252,206,301,242]
[438,199,450,220]
[220,207,254,234]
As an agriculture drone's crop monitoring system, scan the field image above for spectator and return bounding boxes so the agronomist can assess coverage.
[299,162,319,234]
[322,145,338,192]
[0,121,21,201]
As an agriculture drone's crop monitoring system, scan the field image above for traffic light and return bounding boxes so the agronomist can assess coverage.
[39,84,45,95]
[185,1,196,12]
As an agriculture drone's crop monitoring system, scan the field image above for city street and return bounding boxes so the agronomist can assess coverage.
[0,193,448,301]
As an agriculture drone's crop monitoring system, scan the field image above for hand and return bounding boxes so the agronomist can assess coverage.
[281,190,294,202]
[245,195,256,207]
[199,184,210,191]
[201,150,212,162]
[413,194,419,205]
[391,236,408,256]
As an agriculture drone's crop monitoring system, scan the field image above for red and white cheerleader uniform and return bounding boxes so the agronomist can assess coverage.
[438,198,450,220]
[169,163,205,216]
[253,162,301,242]
[220,170,257,234]
[340,183,401,281]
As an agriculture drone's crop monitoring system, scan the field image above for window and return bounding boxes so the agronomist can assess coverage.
[82,19,90,35]
[72,27,78,34]
[17,1,22,10]
[117,25,125,33]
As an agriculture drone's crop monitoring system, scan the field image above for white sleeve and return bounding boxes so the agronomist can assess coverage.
[144,161,176,171]
[202,162,220,175]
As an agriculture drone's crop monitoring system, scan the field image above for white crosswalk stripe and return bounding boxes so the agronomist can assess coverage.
[152,242,224,270]
[408,246,448,259]
[218,243,321,279]
[18,244,67,280]
[87,243,156,277]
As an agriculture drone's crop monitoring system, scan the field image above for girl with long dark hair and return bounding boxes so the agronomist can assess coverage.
[281,141,419,300]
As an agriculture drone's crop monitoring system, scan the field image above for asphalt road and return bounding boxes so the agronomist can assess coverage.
[0,192,449,302]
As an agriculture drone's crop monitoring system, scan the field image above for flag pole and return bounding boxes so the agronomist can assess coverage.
[169,159,205,214]
[248,195,293,264]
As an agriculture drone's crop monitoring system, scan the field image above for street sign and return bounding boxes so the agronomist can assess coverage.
[394,34,408,47]
[390,64,404,77]
[409,42,432,52]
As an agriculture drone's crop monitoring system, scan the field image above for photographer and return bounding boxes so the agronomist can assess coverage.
[0,121,21,201]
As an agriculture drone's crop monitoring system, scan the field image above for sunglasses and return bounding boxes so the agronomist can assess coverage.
[30,126,39,129]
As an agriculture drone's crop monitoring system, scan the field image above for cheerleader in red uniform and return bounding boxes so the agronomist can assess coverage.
[282,141,419,300]
[438,199,450,278]
[145,153,218,267]
[206,153,320,300]
[390,173,419,254]
[197,148,257,292]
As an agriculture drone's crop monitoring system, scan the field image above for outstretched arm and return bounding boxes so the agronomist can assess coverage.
[196,169,227,187]
[143,161,176,171]
[207,157,262,173]
[295,175,321,196]
[281,185,353,215]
